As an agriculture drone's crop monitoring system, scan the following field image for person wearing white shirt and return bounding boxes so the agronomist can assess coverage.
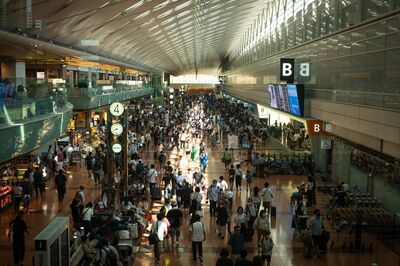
[177,155,188,171]
[234,206,247,237]
[189,214,206,262]
[151,214,167,264]
[82,202,94,235]
[254,209,270,244]
[147,165,158,192]
[218,176,229,192]
[191,187,203,210]
[207,180,219,217]
[180,132,187,149]
[260,182,273,214]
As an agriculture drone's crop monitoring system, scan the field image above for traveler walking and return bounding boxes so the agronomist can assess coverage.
[189,214,206,262]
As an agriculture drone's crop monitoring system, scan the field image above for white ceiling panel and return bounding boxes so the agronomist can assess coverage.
[2,0,270,73]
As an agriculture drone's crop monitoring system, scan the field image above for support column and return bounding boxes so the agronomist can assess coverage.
[88,67,92,88]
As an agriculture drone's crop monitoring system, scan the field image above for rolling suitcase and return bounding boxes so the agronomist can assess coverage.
[303,244,313,258]
[298,216,307,230]
[151,185,162,200]
[320,230,330,252]
[271,206,277,218]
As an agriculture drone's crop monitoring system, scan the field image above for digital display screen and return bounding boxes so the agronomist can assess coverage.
[268,85,278,109]
[287,85,301,116]
[268,84,304,117]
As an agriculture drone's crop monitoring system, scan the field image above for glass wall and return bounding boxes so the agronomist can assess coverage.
[225,13,400,111]
[228,0,399,68]
[332,140,400,214]
[0,78,68,124]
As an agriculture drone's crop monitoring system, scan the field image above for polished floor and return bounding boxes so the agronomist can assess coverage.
[0,135,391,266]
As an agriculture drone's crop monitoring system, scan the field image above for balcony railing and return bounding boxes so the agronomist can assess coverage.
[0,78,69,125]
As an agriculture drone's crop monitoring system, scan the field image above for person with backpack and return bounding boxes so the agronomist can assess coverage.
[260,182,273,215]
[258,231,274,266]
[96,239,119,266]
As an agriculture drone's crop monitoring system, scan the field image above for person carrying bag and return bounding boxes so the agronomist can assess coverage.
[258,230,274,266]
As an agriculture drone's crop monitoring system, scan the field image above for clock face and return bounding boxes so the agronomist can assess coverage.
[112,143,122,153]
[111,123,123,136]
[110,102,124,116]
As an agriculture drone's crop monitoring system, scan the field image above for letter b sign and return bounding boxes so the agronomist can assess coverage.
[280,58,295,83]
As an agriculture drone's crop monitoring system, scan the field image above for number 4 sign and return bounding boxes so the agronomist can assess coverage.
[110,102,124,116]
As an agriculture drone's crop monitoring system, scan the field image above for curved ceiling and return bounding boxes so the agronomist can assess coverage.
[2,0,270,74]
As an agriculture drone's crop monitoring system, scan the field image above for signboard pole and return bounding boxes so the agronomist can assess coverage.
[123,108,129,195]
[106,108,113,185]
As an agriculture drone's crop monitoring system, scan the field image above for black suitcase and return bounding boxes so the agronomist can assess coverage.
[298,216,307,230]
[151,185,162,200]
[271,206,276,218]
[303,244,313,258]
[320,230,330,251]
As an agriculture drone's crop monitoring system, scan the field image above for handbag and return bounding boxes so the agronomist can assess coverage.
[148,221,160,245]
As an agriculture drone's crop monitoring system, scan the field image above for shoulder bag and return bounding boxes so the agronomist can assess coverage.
[148,221,160,245]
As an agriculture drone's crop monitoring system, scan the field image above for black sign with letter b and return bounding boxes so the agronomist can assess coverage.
[280,58,295,83]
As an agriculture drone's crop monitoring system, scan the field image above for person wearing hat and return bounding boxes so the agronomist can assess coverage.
[258,230,274,266]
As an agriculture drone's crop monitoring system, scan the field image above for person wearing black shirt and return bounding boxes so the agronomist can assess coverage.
[55,169,67,202]
[166,201,183,247]
[228,165,236,190]
[182,182,193,216]
[216,248,233,266]
[33,167,43,198]
[234,249,252,266]
[8,211,29,265]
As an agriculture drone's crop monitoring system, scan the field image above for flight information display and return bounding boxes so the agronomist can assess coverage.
[267,84,304,117]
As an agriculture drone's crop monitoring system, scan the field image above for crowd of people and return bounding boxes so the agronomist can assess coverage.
[6,92,324,266]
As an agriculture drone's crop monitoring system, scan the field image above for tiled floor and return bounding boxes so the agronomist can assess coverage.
[0,135,392,266]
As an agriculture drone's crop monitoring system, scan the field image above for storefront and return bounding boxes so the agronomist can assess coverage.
[68,109,107,146]
[0,152,48,211]
[257,103,312,152]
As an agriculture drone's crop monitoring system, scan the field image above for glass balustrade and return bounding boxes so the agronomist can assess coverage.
[0,78,68,125]
[66,79,151,97]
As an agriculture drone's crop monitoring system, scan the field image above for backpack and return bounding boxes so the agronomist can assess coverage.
[100,247,117,266]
